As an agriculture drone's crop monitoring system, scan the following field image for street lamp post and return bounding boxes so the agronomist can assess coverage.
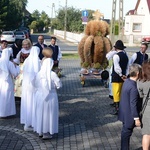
[51,3,55,33]
[51,3,55,19]
[64,0,67,40]
[47,3,55,33]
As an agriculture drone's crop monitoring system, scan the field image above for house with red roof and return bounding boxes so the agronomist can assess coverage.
[124,0,150,44]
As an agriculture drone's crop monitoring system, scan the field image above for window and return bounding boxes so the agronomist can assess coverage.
[132,23,142,32]
[125,23,129,32]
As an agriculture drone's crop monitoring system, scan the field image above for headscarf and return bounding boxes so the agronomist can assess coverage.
[21,48,31,54]
[22,46,41,90]
[23,46,40,74]
[40,58,54,91]
[34,58,54,101]
[0,48,12,80]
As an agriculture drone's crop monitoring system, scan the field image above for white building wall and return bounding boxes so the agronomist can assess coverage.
[137,0,149,15]
[142,15,150,35]
[124,0,150,36]
[124,15,144,35]
[136,0,150,35]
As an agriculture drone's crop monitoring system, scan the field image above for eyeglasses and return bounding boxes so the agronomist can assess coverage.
[38,39,44,40]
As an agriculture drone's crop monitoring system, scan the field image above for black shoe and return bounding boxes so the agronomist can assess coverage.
[39,134,43,137]
[42,133,52,140]
[111,102,119,115]
[109,95,113,100]
[111,110,118,115]
[110,103,115,107]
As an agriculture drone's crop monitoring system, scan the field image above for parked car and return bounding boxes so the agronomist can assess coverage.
[19,26,31,37]
[23,30,29,39]
[0,31,16,43]
[15,31,26,40]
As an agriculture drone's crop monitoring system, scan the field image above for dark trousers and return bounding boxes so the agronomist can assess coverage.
[53,63,59,68]
[53,61,59,68]
[121,123,134,150]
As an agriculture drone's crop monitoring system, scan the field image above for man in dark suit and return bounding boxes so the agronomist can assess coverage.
[34,35,47,60]
[129,43,149,66]
[48,36,62,68]
[118,64,141,150]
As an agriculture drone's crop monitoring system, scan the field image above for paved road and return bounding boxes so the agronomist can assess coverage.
[0,58,142,150]
[30,33,148,53]
[6,32,150,54]
[0,33,145,150]
[31,33,78,52]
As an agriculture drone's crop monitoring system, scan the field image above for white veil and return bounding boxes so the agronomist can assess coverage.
[23,46,40,74]
[22,46,41,90]
[40,58,54,91]
[0,48,12,80]
[34,58,54,101]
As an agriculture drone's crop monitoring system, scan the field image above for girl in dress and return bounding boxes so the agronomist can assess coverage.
[33,47,62,139]
[0,48,20,117]
[20,46,41,131]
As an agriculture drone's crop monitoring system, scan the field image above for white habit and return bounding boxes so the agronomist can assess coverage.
[33,58,62,135]
[0,48,20,117]
[20,46,41,127]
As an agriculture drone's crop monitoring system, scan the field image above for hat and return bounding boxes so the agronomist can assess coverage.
[114,40,126,50]
[101,70,109,80]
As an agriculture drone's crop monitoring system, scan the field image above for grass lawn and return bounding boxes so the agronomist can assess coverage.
[62,53,79,59]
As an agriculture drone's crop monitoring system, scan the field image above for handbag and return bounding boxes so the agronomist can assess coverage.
[140,88,150,127]
[140,88,150,116]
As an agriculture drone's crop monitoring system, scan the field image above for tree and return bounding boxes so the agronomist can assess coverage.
[40,11,51,30]
[31,10,41,21]
[56,8,65,30]
[0,0,28,30]
[55,7,85,33]
[0,0,8,30]
[67,7,83,32]
[53,7,96,33]
[29,10,51,32]
[37,20,45,32]
[29,21,38,32]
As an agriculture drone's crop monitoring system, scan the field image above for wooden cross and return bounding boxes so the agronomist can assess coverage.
[92,10,104,20]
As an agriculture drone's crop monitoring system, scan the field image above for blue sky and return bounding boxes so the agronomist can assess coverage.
[27,0,137,19]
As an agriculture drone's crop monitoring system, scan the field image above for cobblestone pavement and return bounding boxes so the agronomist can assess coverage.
[0,58,142,150]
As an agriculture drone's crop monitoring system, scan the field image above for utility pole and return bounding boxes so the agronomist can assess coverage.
[110,0,124,44]
[110,0,117,45]
[51,3,55,33]
[64,0,67,40]
[119,0,124,40]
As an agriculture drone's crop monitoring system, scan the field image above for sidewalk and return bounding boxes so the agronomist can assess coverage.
[0,59,142,150]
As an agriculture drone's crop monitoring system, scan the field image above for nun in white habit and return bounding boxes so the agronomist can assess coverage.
[20,46,41,131]
[34,58,62,139]
[0,48,20,117]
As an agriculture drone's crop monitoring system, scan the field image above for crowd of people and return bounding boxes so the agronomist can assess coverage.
[107,40,150,150]
[0,36,62,140]
[0,36,150,148]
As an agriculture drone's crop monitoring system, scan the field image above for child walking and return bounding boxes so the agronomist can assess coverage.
[33,47,62,139]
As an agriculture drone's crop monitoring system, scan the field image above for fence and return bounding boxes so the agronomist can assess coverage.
[54,29,149,47]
